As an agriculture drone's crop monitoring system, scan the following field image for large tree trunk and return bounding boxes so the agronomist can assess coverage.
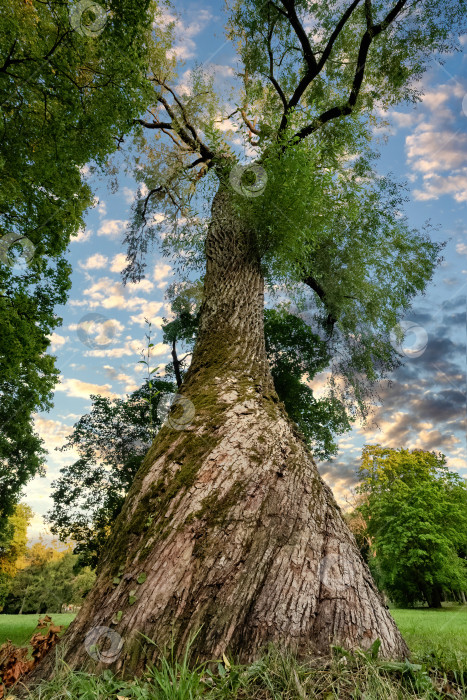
[28,186,408,684]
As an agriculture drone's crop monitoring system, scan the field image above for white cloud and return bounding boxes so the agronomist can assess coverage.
[110,253,129,273]
[103,365,139,392]
[122,187,135,203]
[79,253,109,270]
[456,242,467,255]
[48,332,69,352]
[403,80,467,201]
[127,279,154,294]
[153,262,172,284]
[72,227,92,243]
[34,416,74,449]
[167,9,213,62]
[78,277,145,311]
[69,316,124,348]
[413,173,467,202]
[85,338,169,360]
[55,377,118,400]
[93,196,107,217]
[406,129,467,174]
[130,308,165,328]
[98,219,128,238]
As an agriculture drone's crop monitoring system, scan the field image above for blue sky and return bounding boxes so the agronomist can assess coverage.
[25,2,467,537]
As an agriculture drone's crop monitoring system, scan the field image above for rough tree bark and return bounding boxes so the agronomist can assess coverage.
[28,186,408,684]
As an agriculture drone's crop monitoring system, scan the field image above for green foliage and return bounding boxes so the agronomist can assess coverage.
[0,503,33,610]
[357,446,467,607]
[264,308,351,459]
[0,613,75,647]
[0,0,160,524]
[3,552,95,614]
[121,0,464,426]
[46,379,175,567]
[227,0,466,128]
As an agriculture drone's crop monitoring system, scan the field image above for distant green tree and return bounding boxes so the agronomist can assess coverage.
[0,0,163,530]
[357,445,467,608]
[46,379,174,567]
[0,503,33,610]
[4,552,95,614]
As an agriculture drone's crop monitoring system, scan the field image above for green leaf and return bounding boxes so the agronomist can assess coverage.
[112,576,121,585]
[128,595,137,606]
[370,638,381,660]
[137,572,147,584]
[217,662,226,677]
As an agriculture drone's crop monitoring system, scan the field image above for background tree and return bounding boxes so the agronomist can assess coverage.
[47,302,352,566]
[3,549,96,615]
[0,504,33,610]
[0,0,165,531]
[46,379,175,568]
[30,0,467,679]
[357,445,467,608]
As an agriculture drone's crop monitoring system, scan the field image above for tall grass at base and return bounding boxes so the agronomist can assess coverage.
[17,640,467,700]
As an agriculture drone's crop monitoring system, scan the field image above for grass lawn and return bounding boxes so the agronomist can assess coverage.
[1,608,467,698]
[392,604,467,660]
[0,613,75,647]
[1,607,466,656]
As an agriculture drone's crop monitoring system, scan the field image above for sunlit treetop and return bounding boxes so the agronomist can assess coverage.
[0,0,168,523]
[122,0,465,419]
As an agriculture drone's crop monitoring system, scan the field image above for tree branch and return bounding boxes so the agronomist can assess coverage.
[316,0,363,73]
[266,17,288,110]
[303,275,337,333]
[172,338,183,388]
[290,0,408,143]
[278,0,362,133]
[279,0,318,72]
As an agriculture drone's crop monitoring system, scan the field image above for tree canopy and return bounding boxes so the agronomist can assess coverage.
[122,0,464,422]
[0,503,33,609]
[46,378,175,566]
[357,445,467,607]
[0,0,164,525]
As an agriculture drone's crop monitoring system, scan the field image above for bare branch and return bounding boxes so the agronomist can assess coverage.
[316,0,363,73]
[266,17,288,110]
[134,118,173,129]
[303,274,337,332]
[240,109,261,136]
[278,0,362,133]
[279,0,318,71]
[290,0,408,143]
[364,0,373,29]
